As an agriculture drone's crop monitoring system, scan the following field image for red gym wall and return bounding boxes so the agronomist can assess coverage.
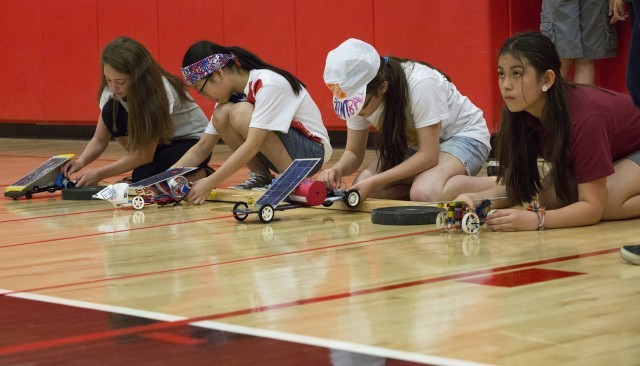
[0,0,631,134]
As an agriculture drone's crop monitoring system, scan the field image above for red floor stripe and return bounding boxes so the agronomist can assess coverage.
[0,208,116,224]
[0,227,445,296]
[0,247,620,357]
[0,215,230,249]
[141,331,207,346]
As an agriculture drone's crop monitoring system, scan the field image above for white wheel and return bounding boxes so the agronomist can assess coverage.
[131,196,145,210]
[462,213,480,234]
[344,189,360,209]
[258,204,275,223]
[436,211,448,229]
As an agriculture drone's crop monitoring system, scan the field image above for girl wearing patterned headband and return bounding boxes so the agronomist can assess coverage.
[63,36,213,186]
[172,41,332,205]
[456,32,640,231]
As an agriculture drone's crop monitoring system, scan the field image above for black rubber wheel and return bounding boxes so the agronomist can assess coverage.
[371,206,442,225]
[233,202,249,222]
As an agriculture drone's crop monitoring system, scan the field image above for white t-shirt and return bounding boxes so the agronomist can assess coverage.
[346,62,490,149]
[205,69,332,162]
[99,76,207,140]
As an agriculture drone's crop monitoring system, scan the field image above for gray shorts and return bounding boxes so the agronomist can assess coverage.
[540,0,617,59]
[257,128,324,175]
[623,150,640,165]
[407,135,490,176]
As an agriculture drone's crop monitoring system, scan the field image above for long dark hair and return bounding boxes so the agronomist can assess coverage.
[495,32,574,205]
[99,36,187,151]
[182,41,305,95]
[368,57,450,172]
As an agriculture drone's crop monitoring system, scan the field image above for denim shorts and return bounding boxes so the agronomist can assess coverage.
[623,150,640,166]
[439,135,490,176]
[257,128,324,175]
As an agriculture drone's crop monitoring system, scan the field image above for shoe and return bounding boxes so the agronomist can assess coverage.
[251,183,272,192]
[230,172,274,190]
[486,160,499,176]
[620,245,640,265]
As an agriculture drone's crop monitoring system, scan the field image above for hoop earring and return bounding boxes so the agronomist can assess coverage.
[542,85,548,92]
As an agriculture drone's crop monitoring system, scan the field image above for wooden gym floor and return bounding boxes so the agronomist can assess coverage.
[0,137,639,365]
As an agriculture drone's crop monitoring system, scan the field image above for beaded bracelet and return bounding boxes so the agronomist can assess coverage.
[527,200,546,231]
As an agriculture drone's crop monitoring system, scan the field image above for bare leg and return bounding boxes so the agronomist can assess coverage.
[353,159,412,200]
[223,102,295,175]
[442,175,498,201]
[411,153,489,202]
[560,58,575,80]
[573,58,595,85]
[603,159,640,220]
[215,103,270,175]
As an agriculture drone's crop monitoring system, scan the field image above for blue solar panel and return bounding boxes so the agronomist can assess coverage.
[130,167,197,189]
[256,158,320,206]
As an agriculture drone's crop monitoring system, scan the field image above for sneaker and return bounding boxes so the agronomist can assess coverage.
[620,245,640,265]
[230,172,274,190]
[251,183,272,192]
[486,160,499,177]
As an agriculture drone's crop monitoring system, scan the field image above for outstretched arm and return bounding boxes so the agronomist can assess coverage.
[62,115,112,181]
[484,178,606,231]
[318,128,369,190]
[184,127,268,204]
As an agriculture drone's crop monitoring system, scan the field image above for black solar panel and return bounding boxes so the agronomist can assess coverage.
[9,155,72,187]
[130,167,197,188]
[255,158,320,206]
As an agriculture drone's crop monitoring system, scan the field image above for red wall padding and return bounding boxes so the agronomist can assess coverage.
[0,0,632,133]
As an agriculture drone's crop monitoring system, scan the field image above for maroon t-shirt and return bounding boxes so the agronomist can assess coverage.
[566,86,640,183]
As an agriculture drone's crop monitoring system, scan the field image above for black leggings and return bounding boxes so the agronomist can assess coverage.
[102,99,211,182]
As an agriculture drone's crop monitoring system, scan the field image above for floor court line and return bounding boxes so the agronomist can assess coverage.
[1,292,489,366]
[0,222,619,297]
[0,247,620,359]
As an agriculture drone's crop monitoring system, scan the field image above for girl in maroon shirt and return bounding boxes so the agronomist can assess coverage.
[457,32,640,231]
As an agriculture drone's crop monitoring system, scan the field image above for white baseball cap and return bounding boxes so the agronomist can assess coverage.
[324,38,380,120]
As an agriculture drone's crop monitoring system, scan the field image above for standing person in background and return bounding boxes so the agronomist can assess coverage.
[610,0,640,106]
[610,0,640,264]
[456,32,640,232]
[63,36,211,186]
[540,0,618,85]
[172,41,331,205]
[319,38,494,202]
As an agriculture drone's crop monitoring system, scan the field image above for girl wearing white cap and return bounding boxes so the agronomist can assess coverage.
[173,41,332,205]
[321,38,495,202]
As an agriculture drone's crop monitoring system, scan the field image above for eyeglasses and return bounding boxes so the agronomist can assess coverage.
[197,74,211,96]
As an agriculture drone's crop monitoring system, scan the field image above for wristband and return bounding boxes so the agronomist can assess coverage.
[527,200,545,231]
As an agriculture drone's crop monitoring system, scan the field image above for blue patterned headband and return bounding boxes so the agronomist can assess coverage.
[181,53,236,85]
